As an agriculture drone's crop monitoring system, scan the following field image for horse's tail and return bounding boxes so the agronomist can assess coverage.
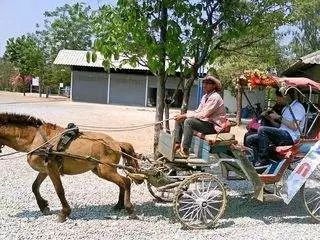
[119,142,140,172]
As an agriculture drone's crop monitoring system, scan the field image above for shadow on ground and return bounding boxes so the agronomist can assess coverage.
[14,194,314,226]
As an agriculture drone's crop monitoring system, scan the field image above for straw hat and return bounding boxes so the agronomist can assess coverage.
[203,75,222,91]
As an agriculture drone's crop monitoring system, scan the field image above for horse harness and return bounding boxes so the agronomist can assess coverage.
[33,123,80,173]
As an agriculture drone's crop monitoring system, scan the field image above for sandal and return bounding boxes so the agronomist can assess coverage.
[174,143,181,152]
[174,149,189,159]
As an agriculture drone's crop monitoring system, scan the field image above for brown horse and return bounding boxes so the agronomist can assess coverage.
[0,113,139,222]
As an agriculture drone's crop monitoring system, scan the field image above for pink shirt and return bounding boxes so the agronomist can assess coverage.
[186,91,227,132]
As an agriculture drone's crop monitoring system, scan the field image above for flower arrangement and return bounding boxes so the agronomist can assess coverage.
[239,69,278,89]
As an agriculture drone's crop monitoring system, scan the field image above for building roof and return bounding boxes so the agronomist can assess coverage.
[300,50,320,64]
[53,49,149,71]
[282,50,320,77]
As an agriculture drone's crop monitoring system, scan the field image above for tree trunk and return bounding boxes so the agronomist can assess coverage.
[181,71,197,114]
[164,102,170,133]
[236,84,242,125]
[153,1,167,154]
[39,79,42,98]
[154,75,166,153]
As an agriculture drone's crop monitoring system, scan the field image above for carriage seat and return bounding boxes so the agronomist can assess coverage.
[258,158,291,184]
[193,132,237,146]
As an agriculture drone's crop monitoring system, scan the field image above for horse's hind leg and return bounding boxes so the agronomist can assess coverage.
[94,165,135,217]
[92,167,125,210]
[32,172,50,215]
[113,186,125,211]
[47,161,71,223]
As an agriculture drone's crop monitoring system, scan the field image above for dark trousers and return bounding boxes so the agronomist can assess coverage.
[246,126,294,162]
[174,117,216,150]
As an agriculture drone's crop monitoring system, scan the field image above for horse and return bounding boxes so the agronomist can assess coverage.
[0,113,140,222]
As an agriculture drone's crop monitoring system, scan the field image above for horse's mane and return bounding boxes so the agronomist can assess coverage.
[0,113,45,127]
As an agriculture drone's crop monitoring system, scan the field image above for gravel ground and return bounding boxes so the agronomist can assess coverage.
[0,91,319,240]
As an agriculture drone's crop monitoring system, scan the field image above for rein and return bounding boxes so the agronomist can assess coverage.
[77,118,174,132]
[0,126,143,173]
[0,127,78,160]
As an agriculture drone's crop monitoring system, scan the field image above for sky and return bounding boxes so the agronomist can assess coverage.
[0,0,294,58]
[0,0,115,57]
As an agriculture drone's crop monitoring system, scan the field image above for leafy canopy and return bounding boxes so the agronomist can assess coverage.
[4,35,44,77]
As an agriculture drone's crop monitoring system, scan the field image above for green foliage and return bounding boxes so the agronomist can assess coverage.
[4,35,44,77]
[286,0,320,57]
[216,35,289,95]
[92,0,289,109]
[42,65,71,90]
[36,3,93,63]
[92,1,184,76]
[179,1,288,68]
[0,58,17,90]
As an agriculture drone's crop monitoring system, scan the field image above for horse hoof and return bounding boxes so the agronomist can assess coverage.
[57,214,67,223]
[112,204,124,211]
[129,213,139,220]
[42,207,51,215]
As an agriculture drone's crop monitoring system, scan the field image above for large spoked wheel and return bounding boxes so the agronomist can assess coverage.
[302,166,320,222]
[173,173,227,229]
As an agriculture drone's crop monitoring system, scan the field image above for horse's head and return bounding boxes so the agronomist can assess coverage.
[0,113,44,151]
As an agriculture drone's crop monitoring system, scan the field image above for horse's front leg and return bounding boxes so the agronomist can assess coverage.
[46,161,71,222]
[123,176,137,219]
[32,172,50,215]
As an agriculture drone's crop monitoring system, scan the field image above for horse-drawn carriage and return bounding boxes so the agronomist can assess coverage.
[136,75,320,229]
[0,75,320,230]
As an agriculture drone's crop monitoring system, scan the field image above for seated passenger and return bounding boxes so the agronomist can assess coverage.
[244,89,285,146]
[173,75,227,158]
[246,88,305,167]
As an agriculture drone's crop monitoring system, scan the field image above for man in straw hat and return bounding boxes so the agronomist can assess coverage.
[173,75,227,158]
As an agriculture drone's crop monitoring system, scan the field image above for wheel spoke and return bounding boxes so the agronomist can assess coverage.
[179,204,197,212]
[306,193,320,205]
[201,209,209,224]
[206,188,221,202]
[182,191,197,201]
[205,207,216,220]
[312,201,320,215]
[207,204,220,212]
[201,179,205,193]
[206,180,212,193]
[179,200,195,205]
[207,199,222,205]
[194,182,202,197]
[190,207,201,222]
[181,205,198,220]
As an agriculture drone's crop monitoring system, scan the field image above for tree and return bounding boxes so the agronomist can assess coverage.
[4,35,45,94]
[92,0,185,152]
[36,3,93,63]
[4,35,44,77]
[216,35,287,95]
[92,0,289,151]
[174,0,289,113]
[34,3,93,90]
[0,58,17,91]
[286,0,320,57]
